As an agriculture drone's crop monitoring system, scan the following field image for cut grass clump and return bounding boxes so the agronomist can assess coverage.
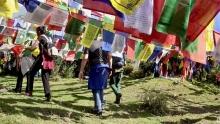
[140,90,169,115]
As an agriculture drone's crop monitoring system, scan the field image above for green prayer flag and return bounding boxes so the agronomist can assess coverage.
[156,0,195,39]
[65,18,85,35]
[135,41,144,59]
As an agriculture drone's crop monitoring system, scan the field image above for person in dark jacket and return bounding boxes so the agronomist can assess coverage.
[26,26,53,101]
[79,35,112,116]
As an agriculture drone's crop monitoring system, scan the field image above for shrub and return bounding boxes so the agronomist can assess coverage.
[123,64,134,75]
[140,90,169,115]
[129,70,145,79]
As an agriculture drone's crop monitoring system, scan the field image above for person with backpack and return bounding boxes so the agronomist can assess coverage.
[109,34,126,105]
[79,32,112,116]
[26,26,54,101]
[13,39,39,93]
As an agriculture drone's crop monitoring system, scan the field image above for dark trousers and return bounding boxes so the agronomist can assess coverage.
[15,67,29,93]
[27,57,51,97]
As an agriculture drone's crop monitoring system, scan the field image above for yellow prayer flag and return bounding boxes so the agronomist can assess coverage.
[0,0,19,18]
[80,23,100,48]
[137,44,155,61]
[110,0,145,15]
[205,20,215,52]
[103,23,115,33]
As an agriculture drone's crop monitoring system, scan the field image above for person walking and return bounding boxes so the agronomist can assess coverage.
[79,34,112,116]
[26,26,54,101]
[13,40,39,93]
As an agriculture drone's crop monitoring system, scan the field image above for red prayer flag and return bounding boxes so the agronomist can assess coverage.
[7,19,15,27]
[11,45,24,56]
[83,0,119,16]
[126,39,135,60]
[55,39,68,50]
[114,16,133,34]
[181,32,206,64]
[65,50,75,61]
[187,0,220,41]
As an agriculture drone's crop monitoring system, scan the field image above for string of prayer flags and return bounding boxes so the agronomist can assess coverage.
[80,23,100,48]
[156,0,195,41]
[0,0,19,18]
[109,0,145,15]
[25,3,53,25]
[187,0,220,41]
[124,0,153,35]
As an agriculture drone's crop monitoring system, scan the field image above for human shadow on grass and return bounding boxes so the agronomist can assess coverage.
[0,97,83,122]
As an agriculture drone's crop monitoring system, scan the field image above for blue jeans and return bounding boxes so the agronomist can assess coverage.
[92,89,104,112]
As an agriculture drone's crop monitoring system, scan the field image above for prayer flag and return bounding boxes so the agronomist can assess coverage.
[126,39,135,60]
[156,0,195,41]
[80,23,100,48]
[18,0,40,12]
[83,0,123,17]
[0,0,19,18]
[109,0,144,15]
[135,41,144,59]
[181,32,206,64]
[124,0,153,35]
[65,50,76,61]
[111,33,126,58]
[25,3,53,25]
[102,29,115,51]
[187,0,220,41]
[205,21,215,52]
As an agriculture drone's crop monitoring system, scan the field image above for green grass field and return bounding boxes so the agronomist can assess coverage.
[0,76,219,124]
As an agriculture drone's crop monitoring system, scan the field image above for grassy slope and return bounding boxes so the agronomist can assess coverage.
[0,76,219,124]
